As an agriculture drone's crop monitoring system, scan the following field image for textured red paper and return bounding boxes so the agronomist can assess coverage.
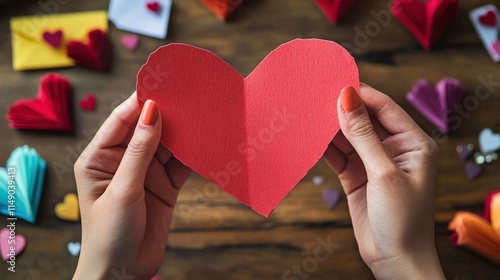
[391,0,459,50]
[136,39,359,217]
[314,0,357,23]
[7,73,72,132]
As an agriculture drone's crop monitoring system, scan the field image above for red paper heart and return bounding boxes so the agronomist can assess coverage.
[79,93,96,111]
[66,29,110,71]
[7,74,72,132]
[313,0,357,23]
[200,0,245,20]
[392,0,460,50]
[146,1,161,13]
[479,10,498,27]
[136,39,359,216]
[42,30,63,49]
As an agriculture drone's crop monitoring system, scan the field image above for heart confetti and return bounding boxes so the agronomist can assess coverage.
[312,175,324,186]
[322,188,342,209]
[479,128,500,154]
[67,242,81,256]
[0,228,27,261]
[136,39,359,217]
[391,0,460,50]
[406,77,464,134]
[479,10,498,27]
[465,161,483,181]
[7,73,72,132]
[42,30,63,49]
[470,5,500,62]
[121,34,140,51]
[313,0,357,23]
[0,146,46,223]
[55,193,80,222]
[79,93,96,111]
[146,1,161,13]
[456,143,475,160]
[66,29,111,71]
[200,0,245,20]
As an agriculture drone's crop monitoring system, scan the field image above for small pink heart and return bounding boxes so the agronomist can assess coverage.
[42,30,63,49]
[121,34,140,51]
[79,93,97,111]
[491,41,500,56]
[0,227,27,261]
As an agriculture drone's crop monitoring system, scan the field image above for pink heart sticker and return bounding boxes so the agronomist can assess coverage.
[0,228,26,261]
[136,39,359,217]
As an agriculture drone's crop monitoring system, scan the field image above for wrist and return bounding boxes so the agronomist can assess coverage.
[73,249,114,280]
[369,247,445,280]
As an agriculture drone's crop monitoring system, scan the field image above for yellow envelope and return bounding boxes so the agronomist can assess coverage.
[10,11,108,71]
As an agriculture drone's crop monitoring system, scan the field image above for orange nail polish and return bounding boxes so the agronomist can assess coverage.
[141,100,158,126]
[340,86,362,113]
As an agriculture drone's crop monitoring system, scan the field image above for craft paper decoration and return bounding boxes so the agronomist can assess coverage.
[200,0,245,20]
[322,188,342,209]
[55,193,80,222]
[79,93,97,111]
[391,0,459,50]
[42,30,63,49]
[67,242,81,256]
[470,5,500,62]
[122,34,140,51]
[108,0,172,39]
[479,128,500,154]
[313,0,357,23]
[10,11,107,71]
[7,73,72,132]
[0,146,46,224]
[66,29,111,72]
[136,39,359,217]
[406,77,464,134]
[0,228,26,261]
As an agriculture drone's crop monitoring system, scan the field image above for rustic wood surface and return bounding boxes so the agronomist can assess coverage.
[1,0,500,279]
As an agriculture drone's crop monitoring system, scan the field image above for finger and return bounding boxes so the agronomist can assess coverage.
[156,144,173,165]
[338,86,396,174]
[165,157,192,190]
[91,92,141,149]
[324,143,347,174]
[110,100,162,197]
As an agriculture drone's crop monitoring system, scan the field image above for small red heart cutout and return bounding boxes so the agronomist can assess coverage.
[392,0,460,50]
[7,74,72,132]
[313,0,357,23]
[42,30,63,49]
[479,10,498,27]
[136,39,359,216]
[146,1,161,13]
[66,29,110,71]
[79,93,96,111]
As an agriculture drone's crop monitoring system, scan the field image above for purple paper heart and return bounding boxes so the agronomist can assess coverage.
[322,188,341,209]
[456,143,474,160]
[407,78,464,134]
[465,161,483,180]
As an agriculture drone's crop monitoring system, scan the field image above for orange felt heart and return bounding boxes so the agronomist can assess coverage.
[136,39,359,217]
[55,193,80,221]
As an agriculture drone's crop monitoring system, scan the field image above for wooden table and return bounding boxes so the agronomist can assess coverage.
[1,0,500,279]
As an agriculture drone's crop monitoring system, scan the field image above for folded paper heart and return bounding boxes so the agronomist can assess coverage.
[42,30,63,49]
[0,146,46,223]
[406,77,464,134]
[55,193,80,222]
[79,93,96,111]
[0,228,26,261]
[136,39,359,217]
[7,73,72,132]
[313,0,357,23]
[391,0,460,50]
[200,0,245,20]
[66,29,111,71]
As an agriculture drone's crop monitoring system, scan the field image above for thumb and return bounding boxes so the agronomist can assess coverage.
[113,99,162,192]
[338,86,395,174]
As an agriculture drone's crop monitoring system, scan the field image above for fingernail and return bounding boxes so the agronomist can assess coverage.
[141,100,158,126]
[340,86,362,113]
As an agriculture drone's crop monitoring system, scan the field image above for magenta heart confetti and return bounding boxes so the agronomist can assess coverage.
[322,188,342,209]
[406,77,464,134]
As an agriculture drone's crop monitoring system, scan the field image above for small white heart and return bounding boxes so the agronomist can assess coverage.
[67,242,81,257]
[479,128,500,153]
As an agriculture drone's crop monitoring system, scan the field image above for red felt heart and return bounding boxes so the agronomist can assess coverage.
[391,0,460,50]
[42,30,63,49]
[136,39,359,216]
[66,29,110,71]
[146,1,161,13]
[479,10,498,27]
[313,0,357,23]
[79,93,96,111]
[7,73,72,132]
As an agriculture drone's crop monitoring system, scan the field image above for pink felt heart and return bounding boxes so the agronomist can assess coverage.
[121,34,140,51]
[136,39,359,216]
[0,228,26,261]
[479,10,498,27]
[146,1,161,13]
[42,30,63,49]
[79,93,96,111]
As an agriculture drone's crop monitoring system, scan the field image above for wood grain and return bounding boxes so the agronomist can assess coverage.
[1,0,500,279]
